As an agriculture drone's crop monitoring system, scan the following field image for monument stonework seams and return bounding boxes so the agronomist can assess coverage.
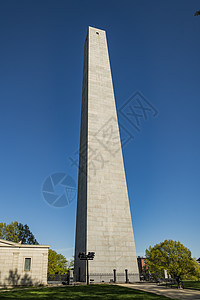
[74,26,139,283]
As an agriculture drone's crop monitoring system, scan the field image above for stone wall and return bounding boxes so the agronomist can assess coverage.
[0,239,49,287]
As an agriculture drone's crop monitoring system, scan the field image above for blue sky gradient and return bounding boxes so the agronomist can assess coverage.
[0,0,200,260]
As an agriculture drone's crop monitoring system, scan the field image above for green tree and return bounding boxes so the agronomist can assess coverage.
[0,221,38,244]
[48,249,69,274]
[0,221,19,242]
[145,240,199,284]
[68,257,74,270]
[18,223,38,245]
[194,10,200,16]
[190,259,200,281]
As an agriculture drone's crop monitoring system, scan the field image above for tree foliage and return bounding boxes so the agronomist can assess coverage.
[17,223,39,245]
[194,10,200,16]
[48,249,69,274]
[0,221,38,245]
[0,221,19,243]
[68,257,74,270]
[145,240,200,280]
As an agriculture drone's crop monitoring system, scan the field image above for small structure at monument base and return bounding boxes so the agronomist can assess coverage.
[0,238,49,287]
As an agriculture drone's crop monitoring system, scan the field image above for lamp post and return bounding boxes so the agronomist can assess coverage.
[78,252,95,285]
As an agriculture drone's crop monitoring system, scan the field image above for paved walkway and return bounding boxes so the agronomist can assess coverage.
[118,283,200,300]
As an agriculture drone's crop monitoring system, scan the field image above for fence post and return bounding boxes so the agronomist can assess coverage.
[125,269,128,283]
[113,269,116,283]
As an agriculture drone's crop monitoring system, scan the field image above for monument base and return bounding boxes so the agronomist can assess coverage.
[78,272,139,284]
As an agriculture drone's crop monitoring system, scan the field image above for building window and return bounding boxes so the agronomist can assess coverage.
[24,258,31,271]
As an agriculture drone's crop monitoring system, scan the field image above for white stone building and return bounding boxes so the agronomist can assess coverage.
[0,239,49,287]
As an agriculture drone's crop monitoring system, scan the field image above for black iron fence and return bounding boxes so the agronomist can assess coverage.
[47,274,69,283]
[88,272,139,283]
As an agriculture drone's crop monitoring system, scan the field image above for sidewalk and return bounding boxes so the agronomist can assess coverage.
[118,283,200,300]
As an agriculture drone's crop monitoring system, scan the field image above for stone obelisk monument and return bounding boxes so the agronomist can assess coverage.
[74,26,139,283]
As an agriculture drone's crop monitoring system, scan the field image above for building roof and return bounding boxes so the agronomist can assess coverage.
[0,238,50,248]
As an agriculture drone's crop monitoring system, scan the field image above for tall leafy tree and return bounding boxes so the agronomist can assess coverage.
[146,240,200,283]
[0,221,19,242]
[18,223,38,245]
[0,221,38,244]
[194,10,200,16]
[48,249,69,274]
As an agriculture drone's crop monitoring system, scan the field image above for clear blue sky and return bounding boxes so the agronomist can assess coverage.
[0,0,200,260]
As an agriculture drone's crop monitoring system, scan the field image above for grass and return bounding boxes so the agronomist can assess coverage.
[159,280,200,290]
[179,280,200,290]
[0,284,177,299]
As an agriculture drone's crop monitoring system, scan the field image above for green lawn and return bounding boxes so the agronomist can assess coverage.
[0,284,177,299]
[159,280,200,290]
[182,281,200,290]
